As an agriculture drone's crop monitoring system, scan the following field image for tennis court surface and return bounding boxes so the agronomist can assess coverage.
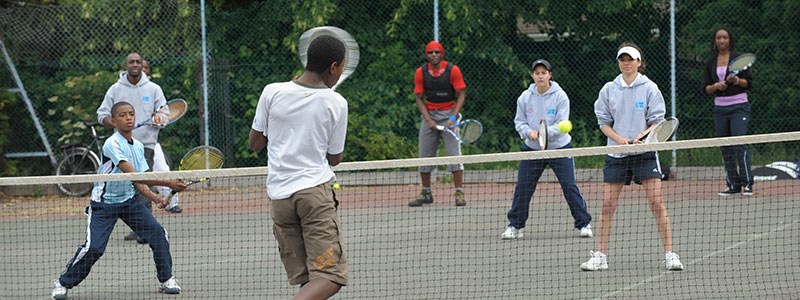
[2,133,800,299]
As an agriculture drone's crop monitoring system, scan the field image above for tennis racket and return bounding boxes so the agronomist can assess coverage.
[298,26,360,91]
[538,119,548,149]
[159,146,224,208]
[436,115,484,144]
[135,98,187,128]
[729,53,756,77]
[638,117,679,144]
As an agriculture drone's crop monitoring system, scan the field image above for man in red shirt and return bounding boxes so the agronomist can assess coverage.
[409,41,468,207]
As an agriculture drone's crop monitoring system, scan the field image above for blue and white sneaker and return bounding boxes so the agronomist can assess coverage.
[51,281,67,300]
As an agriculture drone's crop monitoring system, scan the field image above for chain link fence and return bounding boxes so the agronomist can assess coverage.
[2,0,799,176]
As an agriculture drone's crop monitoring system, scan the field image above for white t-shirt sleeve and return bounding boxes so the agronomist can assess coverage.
[251,85,272,135]
[327,96,348,155]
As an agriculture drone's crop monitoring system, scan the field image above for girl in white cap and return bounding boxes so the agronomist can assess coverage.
[581,42,684,271]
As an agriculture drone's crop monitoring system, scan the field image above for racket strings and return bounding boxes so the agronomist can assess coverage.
[459,122,482,143]
[648,120,679,143]
[539,121,548,148]
[180,149,224,170]
[298,26,359,90]
[652,126,669,141]
[461,123,481,141]
[167,100,187,120]
[730,54,756,70]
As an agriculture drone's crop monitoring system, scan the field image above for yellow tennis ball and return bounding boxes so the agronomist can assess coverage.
[333,183,341,190]
[557,120,573,133]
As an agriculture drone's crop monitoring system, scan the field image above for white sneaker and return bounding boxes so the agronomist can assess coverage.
[580,251,608,271]
[580,224,593,238]
[665,252,684,271]
[52,281,68,300]
[158,277,182,294]
[501,226,523,240]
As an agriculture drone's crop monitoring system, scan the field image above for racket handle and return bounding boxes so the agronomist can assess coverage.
[157,197,169,209]
[437,124,460,131]
[156,191,178,209]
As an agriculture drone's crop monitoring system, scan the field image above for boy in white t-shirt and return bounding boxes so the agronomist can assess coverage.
[249,35,348,300]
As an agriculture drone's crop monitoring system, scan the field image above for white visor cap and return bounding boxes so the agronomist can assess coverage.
[617,46,641,60]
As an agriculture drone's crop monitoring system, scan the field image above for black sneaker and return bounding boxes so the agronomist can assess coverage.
[742,187,753,196]
[166,205,183,213]
[409,190,434,207]
[717,188,741,196]
[124,231,140,241]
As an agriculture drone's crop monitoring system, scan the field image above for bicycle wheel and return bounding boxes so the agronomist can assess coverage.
[56,147,100,197]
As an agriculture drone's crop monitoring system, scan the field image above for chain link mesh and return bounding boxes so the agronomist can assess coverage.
[1,1,798,175]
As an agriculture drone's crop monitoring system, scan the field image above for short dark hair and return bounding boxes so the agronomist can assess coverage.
[125,52,142,63]
[305,35,345,73]
[111,101,134,116]
[618,42,646,74]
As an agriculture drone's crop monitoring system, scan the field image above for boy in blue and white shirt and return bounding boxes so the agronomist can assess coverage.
[52,102,187,299]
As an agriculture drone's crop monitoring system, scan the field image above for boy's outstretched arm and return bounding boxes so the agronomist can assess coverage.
[133,182,167,208]
[117,160,188,207]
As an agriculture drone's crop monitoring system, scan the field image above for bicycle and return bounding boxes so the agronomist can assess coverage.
[55,121,106,197]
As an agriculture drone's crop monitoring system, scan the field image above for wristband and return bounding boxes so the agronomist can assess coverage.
[449,115,457,122]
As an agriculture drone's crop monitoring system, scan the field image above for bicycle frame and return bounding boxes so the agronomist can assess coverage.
[55,121,105,196]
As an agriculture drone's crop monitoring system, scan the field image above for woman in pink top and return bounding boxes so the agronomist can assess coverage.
[703,28,754,197]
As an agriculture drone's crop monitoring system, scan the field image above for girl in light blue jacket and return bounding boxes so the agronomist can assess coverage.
[501,59,592,240]
[581,43,684,272]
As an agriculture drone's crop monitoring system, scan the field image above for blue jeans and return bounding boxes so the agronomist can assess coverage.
[507,143,591,229]
[59,197,173,288]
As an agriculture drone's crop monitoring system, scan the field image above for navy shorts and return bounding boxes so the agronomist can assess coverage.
[603,152,662,185]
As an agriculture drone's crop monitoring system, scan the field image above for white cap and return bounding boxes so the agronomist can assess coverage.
[617,46,641,60]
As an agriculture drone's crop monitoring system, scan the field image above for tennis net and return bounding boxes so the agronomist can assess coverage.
[2,132,800,299]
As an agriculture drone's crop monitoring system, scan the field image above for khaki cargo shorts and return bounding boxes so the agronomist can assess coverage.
[270,181,347,286]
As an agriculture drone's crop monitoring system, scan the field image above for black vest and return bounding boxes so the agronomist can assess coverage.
[421,63,456,103]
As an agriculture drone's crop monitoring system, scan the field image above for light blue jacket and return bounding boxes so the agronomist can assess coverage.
[594,73,666,155]
[515,81,572,150]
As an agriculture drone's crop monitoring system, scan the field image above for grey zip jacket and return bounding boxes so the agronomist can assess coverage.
[97,72,166,149]
[515,81,572,150]
[594,73,665,157]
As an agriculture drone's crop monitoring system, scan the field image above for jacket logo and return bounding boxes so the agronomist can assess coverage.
[635,99,645,110]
